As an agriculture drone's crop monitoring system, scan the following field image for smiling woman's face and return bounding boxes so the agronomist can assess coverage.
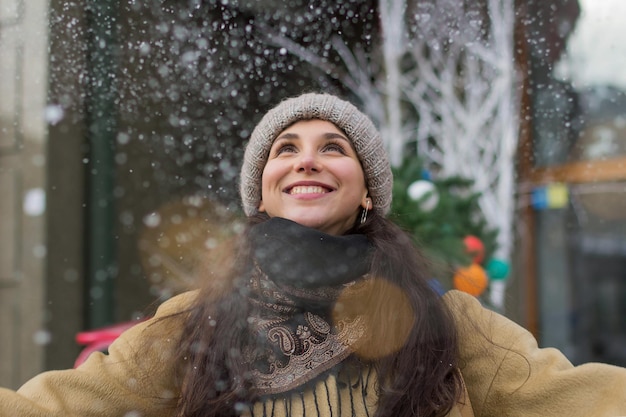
[258,119,370,236]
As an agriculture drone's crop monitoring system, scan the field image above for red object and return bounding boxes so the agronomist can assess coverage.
[74,319,148,368]
[463,235,485,264]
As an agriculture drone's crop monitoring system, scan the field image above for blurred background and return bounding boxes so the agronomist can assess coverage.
[2,0,626,389]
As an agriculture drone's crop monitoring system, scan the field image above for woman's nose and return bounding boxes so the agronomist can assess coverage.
[295,153,321,173]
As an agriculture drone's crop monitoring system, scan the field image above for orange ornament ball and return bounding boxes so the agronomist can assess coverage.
[453,263,489,297]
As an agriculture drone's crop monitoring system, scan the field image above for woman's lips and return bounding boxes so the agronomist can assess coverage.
[288,185,330,195]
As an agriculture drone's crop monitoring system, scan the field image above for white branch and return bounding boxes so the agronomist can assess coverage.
[379,0,409,166]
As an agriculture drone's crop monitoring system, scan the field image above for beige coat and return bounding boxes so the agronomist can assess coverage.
[1,290,626,417]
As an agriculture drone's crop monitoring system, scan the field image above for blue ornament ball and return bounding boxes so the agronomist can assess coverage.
[486,258,510,281]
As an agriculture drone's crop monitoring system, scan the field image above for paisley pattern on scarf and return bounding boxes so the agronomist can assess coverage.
[245,262,367,395]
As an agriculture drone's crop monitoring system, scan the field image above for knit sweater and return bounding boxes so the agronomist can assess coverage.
[1,290,626,417]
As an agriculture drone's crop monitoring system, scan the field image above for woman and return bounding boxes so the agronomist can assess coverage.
[2,93,626,417]
[175,94,463,417]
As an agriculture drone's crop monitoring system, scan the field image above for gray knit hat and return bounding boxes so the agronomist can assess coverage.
[239,93,393,217]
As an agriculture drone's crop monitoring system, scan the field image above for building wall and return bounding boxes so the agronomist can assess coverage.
[0,0,49,388]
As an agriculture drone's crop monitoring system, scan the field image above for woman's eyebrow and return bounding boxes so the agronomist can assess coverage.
[322,132,350,141]
[275,132,299,140]
[275,131,350,141]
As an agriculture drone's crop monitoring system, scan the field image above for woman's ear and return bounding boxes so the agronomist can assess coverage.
[258,200,266,212]
[361,197,371,210]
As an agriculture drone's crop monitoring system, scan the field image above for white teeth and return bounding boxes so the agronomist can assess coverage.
[289,186,327,194]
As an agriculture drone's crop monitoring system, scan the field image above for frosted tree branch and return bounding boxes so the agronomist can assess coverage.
[258,22,389,139]
[379,0,408,165]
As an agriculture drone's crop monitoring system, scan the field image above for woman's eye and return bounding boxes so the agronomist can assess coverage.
[324,142,346,153]
[275,144,297,155]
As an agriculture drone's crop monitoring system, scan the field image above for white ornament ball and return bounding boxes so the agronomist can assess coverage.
[407,180,439,212]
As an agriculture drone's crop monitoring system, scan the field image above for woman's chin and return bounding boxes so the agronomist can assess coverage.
[283,215,324,230]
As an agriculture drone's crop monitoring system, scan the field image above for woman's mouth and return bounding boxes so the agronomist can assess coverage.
[287,185,331,195]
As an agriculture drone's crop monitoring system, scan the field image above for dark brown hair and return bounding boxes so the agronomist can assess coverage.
[174,211,463,417]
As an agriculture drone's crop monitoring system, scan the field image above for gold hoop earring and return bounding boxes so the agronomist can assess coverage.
[360,199,370,224]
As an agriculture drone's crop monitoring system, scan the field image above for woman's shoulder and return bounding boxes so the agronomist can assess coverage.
[441,289,533,359]
[105,289,200,356]
[441,289,485,319]
[153,289,200,317]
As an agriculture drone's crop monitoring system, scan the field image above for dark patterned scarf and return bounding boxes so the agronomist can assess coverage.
[243,217,372,395]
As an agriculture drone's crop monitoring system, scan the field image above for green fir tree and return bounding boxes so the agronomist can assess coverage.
[390,158,499,291]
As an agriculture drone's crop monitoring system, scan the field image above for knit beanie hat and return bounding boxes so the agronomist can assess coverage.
[240,93,393,217]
